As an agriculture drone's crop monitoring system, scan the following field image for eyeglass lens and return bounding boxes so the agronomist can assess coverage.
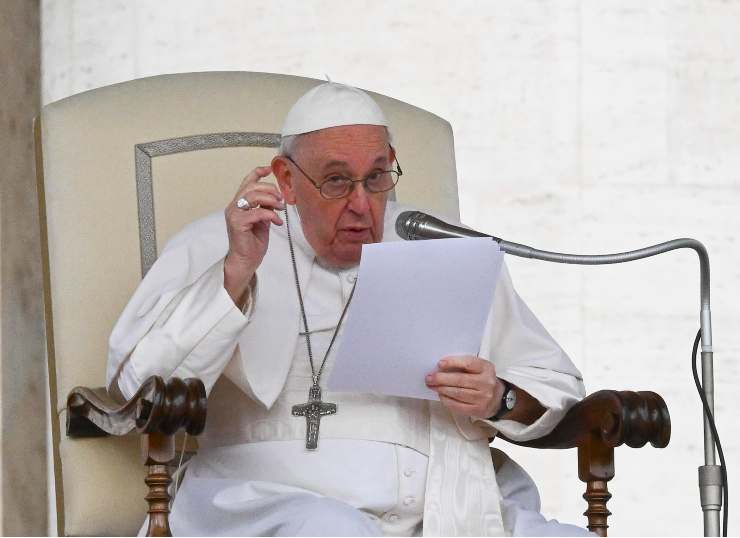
[320,171,399,199]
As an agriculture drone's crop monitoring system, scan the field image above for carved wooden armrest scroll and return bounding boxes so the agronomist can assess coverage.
[66,376,207,537]
[498,390,670,537]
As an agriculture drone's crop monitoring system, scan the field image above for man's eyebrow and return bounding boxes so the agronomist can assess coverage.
[320,156,389,173]
[320,160,350,172]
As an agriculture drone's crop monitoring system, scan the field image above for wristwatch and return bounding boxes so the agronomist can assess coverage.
[488,380,516,421]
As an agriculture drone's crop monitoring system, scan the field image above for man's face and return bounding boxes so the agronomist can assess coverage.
[273,124,393,269]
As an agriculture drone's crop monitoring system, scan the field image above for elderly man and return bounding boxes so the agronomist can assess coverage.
[107,82,589,536]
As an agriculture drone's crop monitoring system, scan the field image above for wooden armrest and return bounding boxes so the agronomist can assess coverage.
[500,389,670,450]
[66,376,207,537]
[67,376,207,438]
[497,390,670,537]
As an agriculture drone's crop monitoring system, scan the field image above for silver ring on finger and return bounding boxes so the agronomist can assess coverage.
[236,197,251,210]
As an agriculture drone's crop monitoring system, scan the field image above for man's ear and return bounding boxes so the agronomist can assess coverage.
[271,155,296,204]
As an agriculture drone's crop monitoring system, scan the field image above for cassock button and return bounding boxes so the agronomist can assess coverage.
[403,468,415,478]
[403,496,415,506]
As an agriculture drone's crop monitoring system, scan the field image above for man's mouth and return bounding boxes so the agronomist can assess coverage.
[338,227,372,241]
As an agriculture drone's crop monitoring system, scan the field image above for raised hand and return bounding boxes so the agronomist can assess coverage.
[223,166,285,307]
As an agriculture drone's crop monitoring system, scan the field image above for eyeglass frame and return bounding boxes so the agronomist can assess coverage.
[282,145,403,200]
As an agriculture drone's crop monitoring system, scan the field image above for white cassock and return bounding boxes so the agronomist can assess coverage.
[107,202,591,536]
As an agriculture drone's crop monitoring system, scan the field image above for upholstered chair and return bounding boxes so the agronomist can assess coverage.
[35,71,669,536]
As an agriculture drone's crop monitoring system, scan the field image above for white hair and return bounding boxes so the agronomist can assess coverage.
[278,127,394,157]
[278,134,300,156]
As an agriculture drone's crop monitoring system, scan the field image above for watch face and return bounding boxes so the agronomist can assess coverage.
[504,389,516,410]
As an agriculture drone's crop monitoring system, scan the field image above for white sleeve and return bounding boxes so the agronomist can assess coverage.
[470,262,586,442]
[112,259,252,400]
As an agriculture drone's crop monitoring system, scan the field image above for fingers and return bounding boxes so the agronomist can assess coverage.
[426,371,480,390]
[227,168,286,226]
[230,166,283,207]
[426,356,500,419]
[427,374,496,406]
[234,190,285,212]
[237,166,273,191]
[235,181,284,202]
[438,393,492,419]
[437,394,478,415]
[434,385,479,404]
[437,356,486,374]
[231,207,284,228]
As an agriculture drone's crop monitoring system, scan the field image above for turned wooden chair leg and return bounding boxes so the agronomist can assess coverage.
[584,479,612,536]
[578,440,615,537]
[142,432,175,537]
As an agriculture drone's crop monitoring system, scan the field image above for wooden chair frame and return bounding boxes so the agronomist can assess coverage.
[67,377,207,537]
[67,378,669,537]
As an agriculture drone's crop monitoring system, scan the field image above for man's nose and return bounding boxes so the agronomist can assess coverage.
[346,181,371,214]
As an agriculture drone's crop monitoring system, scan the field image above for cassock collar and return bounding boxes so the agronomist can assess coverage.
[285,204,317,262]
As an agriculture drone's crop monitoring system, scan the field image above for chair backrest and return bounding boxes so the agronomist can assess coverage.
[37,71,460,535]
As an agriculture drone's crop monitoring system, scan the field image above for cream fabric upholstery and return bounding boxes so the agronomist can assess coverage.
[38,71,459,536]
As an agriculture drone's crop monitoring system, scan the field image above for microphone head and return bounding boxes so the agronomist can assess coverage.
[395,211,426,240]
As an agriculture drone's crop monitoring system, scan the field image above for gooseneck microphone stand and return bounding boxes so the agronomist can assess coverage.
[397,211,724,537]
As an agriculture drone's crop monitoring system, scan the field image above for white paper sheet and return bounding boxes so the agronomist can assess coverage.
[327,238,503,400]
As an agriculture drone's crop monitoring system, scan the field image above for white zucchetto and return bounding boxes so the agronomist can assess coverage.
[280,82,389,137]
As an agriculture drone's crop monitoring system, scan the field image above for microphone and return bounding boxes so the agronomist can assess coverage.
[395,210,566,260]
[397,210,710,270]
[395,209,724,537]
[396,210,496,241]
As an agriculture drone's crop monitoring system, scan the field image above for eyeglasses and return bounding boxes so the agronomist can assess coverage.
[284,146,403,200]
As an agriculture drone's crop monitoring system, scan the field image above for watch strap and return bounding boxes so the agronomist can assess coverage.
[488,379,514,421]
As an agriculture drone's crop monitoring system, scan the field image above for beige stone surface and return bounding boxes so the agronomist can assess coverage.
[0,137,3,531]
[1,0,47,535]
[41,1,740,535]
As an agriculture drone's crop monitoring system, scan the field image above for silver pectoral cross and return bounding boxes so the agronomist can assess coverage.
[292,383,337,450]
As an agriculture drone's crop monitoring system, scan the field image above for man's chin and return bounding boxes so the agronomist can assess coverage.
[319,243,365,270]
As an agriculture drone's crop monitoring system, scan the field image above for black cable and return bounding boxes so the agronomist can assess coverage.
[692,328,728,537]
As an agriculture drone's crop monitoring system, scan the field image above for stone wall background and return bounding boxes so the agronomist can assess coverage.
[40,1,740,535]
[1,0,47,535]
